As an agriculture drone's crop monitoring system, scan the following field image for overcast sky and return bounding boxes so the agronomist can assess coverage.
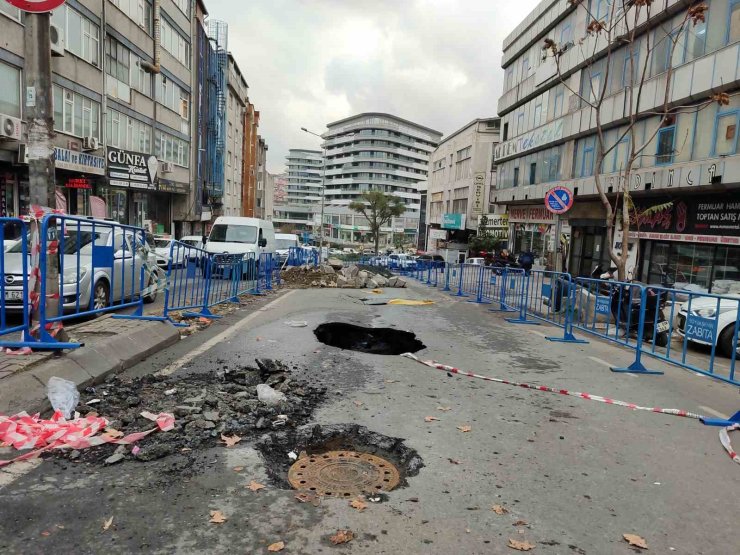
[208,0,540,174]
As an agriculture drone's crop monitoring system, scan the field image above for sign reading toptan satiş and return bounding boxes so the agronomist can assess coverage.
[107,148,158,190]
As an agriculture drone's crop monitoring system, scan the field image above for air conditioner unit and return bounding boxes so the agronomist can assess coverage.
[0,114,22,141]
[160,161,174,173]
[17,143,29,164]
[82,136,99,151]
[50,24,65,57]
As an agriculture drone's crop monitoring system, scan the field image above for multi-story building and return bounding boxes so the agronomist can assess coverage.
[262,171,276,222]
[321,112,441,249]
[426,117,500,253]
[223,53,248,217]
[495,0,739,290]
[254,136,269,219]
[273,149,323,233]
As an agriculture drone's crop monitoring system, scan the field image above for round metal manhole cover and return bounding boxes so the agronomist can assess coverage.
[288,450,401,497]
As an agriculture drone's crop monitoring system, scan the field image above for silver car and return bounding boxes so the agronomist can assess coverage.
[2,220,158,315]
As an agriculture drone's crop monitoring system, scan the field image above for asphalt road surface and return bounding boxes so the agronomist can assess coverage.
[1,281,739,554]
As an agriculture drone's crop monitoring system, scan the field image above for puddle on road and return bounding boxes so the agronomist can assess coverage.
[314,322,425,355]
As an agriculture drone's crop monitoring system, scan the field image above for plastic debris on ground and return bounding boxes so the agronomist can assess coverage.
[46,377,80,419]
[257,384,288,406]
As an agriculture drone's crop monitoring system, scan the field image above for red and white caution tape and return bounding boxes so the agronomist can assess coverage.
[401,353,739,465]
[0,410,175,467]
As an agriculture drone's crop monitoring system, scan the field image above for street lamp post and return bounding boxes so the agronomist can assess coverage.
[300,127,326,262]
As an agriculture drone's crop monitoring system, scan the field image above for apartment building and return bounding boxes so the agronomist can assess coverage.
[495,0,739,291]
[321,112,441,249]
[223,53,248,217]
[426,117,500,253]
[253,136,269,219]
[272,149,323,233]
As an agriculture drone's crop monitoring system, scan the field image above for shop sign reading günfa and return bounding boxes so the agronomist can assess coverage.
[107,148,158,190]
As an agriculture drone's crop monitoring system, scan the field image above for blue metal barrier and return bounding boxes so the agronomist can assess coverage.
[287,247,319,267]
[503,269,539,325]
[527,270,587,344]
[163,240,213,323]
[37,215,165,347]
[0,218,33,348]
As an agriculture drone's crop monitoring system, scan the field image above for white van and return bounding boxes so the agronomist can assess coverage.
[274,233,300,263]
[204,217,275,261]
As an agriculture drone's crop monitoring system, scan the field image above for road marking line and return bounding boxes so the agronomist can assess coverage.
[157,290,296,377]
[526,329,548,338]
[698,405,729,420]
[588,356,637,377]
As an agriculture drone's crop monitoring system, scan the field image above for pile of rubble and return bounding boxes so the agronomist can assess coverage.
[337,265,407,289]
[65,359,326,465]
[280,264,339,288]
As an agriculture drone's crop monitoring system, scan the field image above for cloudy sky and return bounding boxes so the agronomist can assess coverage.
[208,0,540,173]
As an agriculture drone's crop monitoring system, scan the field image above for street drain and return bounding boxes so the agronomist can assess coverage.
[256,424,423,495]
[314,322,425,355]
[288,450,401,497]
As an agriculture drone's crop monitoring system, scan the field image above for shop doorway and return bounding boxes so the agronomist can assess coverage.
[569,226,608,277]
[133,193,148,229]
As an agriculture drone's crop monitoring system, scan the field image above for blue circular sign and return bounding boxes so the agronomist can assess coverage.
[545,186,574,215]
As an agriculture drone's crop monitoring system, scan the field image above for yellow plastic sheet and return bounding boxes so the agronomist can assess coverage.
[387,299,435,306]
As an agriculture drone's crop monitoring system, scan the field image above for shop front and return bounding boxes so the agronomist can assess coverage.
[53,147,106,216]
[0,171,28,218]
[631,193,740,294]
[508,205,557,269]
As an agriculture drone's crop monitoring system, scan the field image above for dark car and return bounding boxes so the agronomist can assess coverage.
[417,254,445,268]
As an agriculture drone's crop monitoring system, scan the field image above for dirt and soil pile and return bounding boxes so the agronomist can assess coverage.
[60,359,326,465]
[280,264,339,289]
[280,263,405,290]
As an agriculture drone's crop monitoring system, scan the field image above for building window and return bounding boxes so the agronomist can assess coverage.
[517,112,524,135]
[553,87,564,118]
[0,61,21,118]
[729,0,740,43]
[595,0,609,21]
[521,56,529,78]
[533,99,542,127]
[155,129,190,167]
[52,85,101,139]
[622,49,638,88]
[161,18,191,68]
[656,126,676,165]
[0,2,21,21]
[109,0,152,34]
[130,56,152,97]
[503,122,509,141]
[505,66,514,90]
[51,5,100,67]
[452,199,467,214]
[560,23,572,46]
[106,108,151,152]
[513,167,520,187]
[581,138,595,177]
[713,111,739,156]
[105,36,130,84]
[155,74,190,120]
[614,137,630,172]
[173,0,190,17]
[529,163,537,185]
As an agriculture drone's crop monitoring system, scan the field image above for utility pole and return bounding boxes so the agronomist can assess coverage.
[23,9,67,342]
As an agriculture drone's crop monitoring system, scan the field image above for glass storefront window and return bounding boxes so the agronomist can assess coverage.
[98,186,128,224]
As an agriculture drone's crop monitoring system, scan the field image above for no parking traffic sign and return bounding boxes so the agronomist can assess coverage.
[544,186,574,215]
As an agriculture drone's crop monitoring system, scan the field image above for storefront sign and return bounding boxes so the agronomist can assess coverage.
[66,177,91,189]
[479,213,509,240]
[684,314,717,343]
[107,148,157,190]
[429,228,447,240]
[494,119,563,161]
[471,173,486,216]
[158,179,188,194]
[544,186,573,215]
[509,205,555,224]
[54,147,105,176]
[442,213,466,230]
[631,194,740,240]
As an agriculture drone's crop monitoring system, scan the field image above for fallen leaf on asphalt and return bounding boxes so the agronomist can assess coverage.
[247,480,265,492]
[349,497,367,512]
[233,466,244,472]
[623,534,648,549]
[220,434,242,448]
[329,529,354,545]
[424,416,440,422]
[513,520,529,527]
[437,406,451,412]
[267,541,285,552]
[457,425,472,433]
[102,517,114,531]
[353,400,364,407]
[209,510,227,524]
[492,505,509,515]
[448,458,461,464]
[508,538,536,551]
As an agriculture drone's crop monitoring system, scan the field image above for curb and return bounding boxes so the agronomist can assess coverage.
[0,321,180,415]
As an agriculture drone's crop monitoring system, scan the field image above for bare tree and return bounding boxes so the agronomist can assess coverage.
[349,191,406,255]
[543,0,727,280]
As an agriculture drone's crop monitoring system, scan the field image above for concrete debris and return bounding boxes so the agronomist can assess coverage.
[281,264,406,289]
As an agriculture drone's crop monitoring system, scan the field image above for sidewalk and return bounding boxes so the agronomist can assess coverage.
[0,316,180,415]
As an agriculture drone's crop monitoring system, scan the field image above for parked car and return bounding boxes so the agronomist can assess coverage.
[417,254,446,268]
[203,216,275,277]
[274,233,300,265]
[2,219,157,314]
[466,257,485,266]
[677,296,740,357]
[388,254,415,269]
[153,237,187,269]
[178,235,206,267]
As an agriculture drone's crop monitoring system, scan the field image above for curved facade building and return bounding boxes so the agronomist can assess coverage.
[272,149,323,232]
[322,113,441,249]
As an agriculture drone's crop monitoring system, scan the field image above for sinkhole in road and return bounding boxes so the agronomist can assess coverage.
[256,424,423,498]
[313,322,425,355]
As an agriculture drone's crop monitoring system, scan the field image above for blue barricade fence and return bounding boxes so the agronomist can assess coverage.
[163,240,212,321]
[0,218,32,348]
[287,247,318,267]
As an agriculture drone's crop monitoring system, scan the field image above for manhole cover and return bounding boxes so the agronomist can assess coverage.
[288,450,401,497]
